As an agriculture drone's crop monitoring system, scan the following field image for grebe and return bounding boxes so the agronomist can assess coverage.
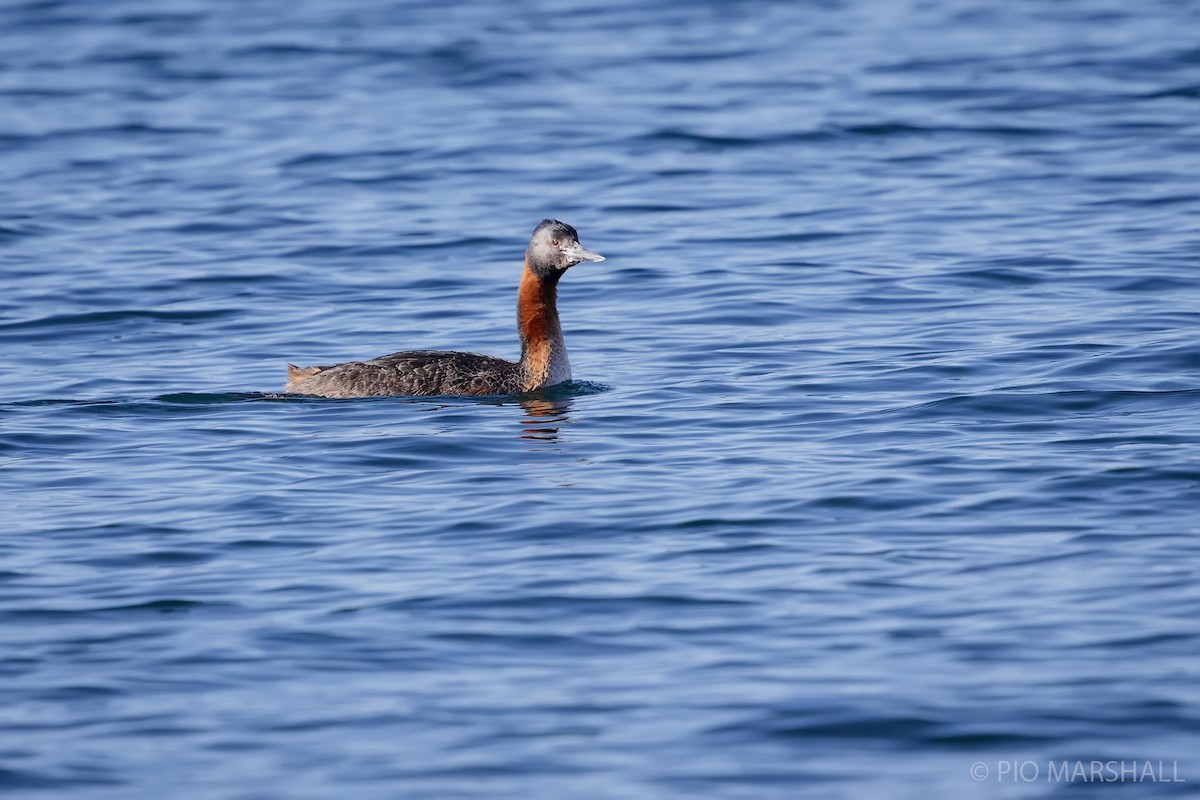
[283,219,604,397]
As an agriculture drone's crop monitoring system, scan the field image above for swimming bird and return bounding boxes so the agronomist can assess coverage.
[283,219,605,397]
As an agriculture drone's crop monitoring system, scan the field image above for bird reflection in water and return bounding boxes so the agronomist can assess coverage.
[518,396,573,443]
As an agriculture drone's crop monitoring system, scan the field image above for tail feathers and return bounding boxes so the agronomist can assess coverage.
[287,363,324,380]
[285,363,326,389]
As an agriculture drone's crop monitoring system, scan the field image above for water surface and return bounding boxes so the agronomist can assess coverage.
[2,0,1198,797]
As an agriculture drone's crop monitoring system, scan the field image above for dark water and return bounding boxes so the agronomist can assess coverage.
[2,0,1198,797]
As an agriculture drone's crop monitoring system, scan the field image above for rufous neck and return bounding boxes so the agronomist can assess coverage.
[517,261,570,388]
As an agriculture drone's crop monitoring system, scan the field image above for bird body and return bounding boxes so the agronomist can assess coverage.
[283,220,604,398]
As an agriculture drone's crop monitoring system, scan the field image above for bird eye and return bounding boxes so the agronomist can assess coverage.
[551,239,560,246]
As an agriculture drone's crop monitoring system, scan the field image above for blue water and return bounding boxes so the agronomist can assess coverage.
[2,0,1199,797]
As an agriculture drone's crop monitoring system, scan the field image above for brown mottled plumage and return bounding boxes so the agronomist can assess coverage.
[283,220,604,398]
